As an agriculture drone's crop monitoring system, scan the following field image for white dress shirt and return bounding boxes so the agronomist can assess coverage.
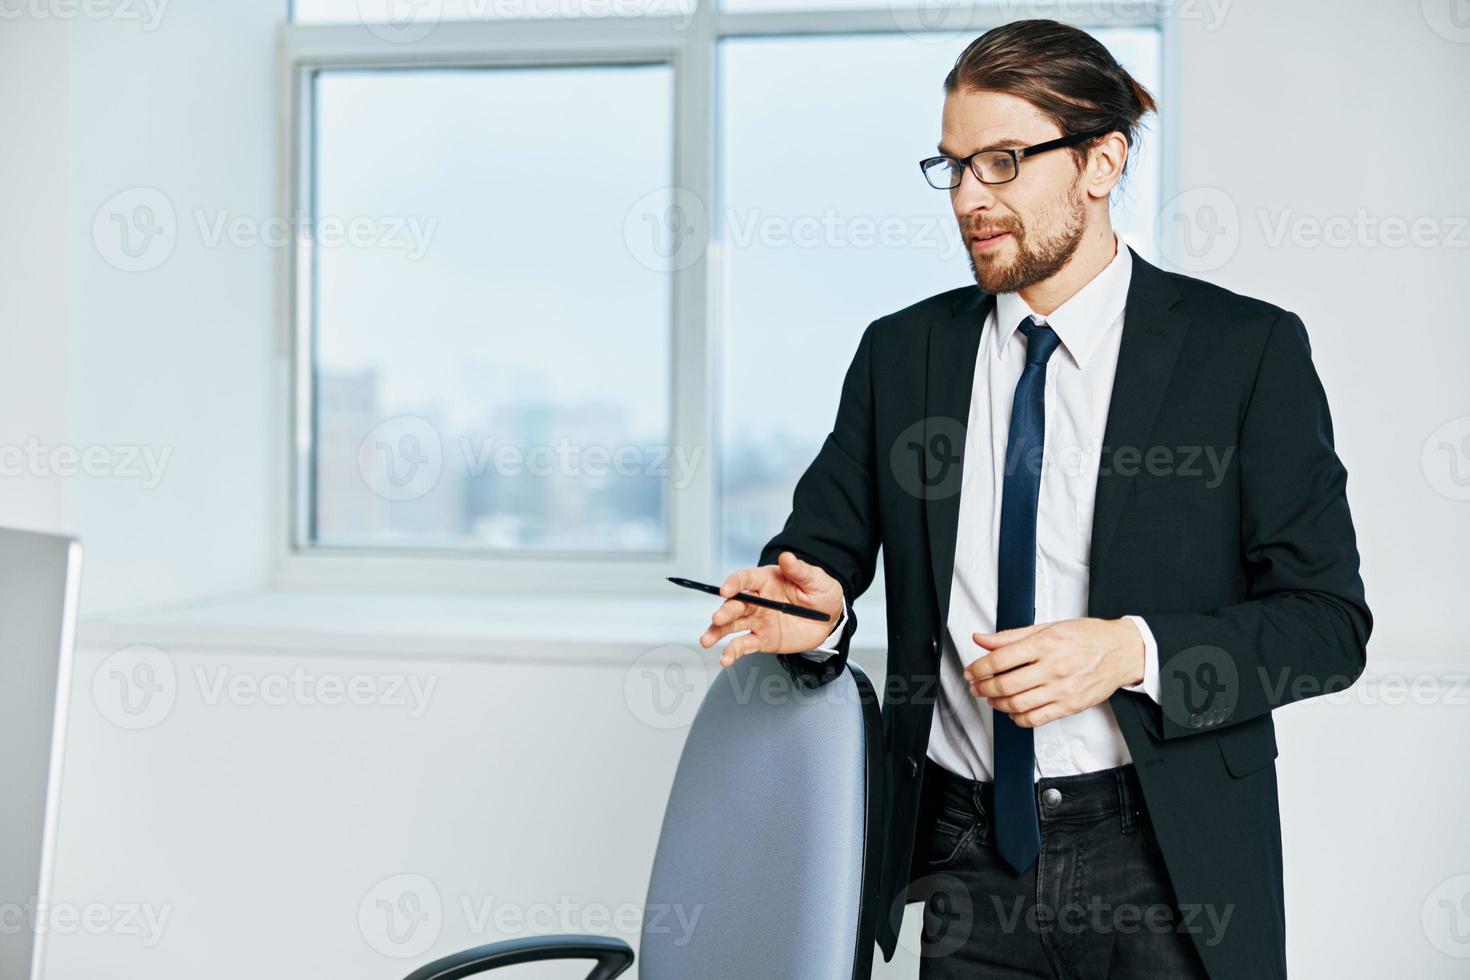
[806,232,1161,781]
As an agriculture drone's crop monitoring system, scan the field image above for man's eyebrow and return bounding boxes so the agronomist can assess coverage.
[936,137,1029,155]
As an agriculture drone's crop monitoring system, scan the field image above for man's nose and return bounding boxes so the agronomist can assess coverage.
[951,164,997,215]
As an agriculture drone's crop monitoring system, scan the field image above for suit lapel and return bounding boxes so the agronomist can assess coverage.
[924,285,992,627]
[1087,248,1189,578]
[921,246,1189,626]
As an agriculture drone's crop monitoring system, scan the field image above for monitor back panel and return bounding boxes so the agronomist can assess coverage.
[0,528,82,980]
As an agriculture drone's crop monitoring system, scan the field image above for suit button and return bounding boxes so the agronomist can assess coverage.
[930,635,940,655]
[906,755,919,777]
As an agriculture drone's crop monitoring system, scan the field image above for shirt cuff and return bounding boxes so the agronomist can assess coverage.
[799,596,849,662]
[1120,614,1161,704]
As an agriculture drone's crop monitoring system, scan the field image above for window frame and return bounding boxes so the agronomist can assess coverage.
[275,4,1176,595]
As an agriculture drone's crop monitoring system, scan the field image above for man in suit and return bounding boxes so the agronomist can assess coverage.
[697,19,1370,980]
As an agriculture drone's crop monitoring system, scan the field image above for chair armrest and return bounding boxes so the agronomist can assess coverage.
[401,934,634,980]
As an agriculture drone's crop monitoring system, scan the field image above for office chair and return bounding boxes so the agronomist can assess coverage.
[403,652,885,980]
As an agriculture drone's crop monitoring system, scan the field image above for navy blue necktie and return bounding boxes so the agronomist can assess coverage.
[992,315,1062,875]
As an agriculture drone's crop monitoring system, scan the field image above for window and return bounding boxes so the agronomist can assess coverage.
[309,66,674,555]
[282,6,1168,590]
[293,0,695,25]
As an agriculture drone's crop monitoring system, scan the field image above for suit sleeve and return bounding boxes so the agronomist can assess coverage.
[759,321,883,688]
[1138,309,1373,739]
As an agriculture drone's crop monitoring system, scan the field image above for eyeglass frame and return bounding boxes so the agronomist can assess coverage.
[918,126,1114,188]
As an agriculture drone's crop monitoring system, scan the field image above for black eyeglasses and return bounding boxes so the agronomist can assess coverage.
[918,127,1113,189]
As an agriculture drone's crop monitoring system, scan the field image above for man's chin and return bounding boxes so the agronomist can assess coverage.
[972,259,1015,294]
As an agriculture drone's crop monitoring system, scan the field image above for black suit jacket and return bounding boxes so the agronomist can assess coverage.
[759,245,1371,980]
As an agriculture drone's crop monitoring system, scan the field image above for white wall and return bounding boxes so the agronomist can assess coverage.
[49,635,684,980]
[2,0,1467,978]
[0,21,73,534]
[1,0,278,616]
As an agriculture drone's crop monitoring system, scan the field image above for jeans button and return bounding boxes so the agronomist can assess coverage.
[1041,788,1063,809]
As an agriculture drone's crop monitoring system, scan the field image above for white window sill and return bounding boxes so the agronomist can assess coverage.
[75,589,889,664]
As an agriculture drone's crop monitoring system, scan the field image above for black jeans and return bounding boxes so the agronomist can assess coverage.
[913,758,1212,980]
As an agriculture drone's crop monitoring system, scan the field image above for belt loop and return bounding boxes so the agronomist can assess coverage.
[1116,769,1135,833]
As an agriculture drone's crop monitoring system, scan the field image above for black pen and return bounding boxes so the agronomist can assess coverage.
[666,576,832,623]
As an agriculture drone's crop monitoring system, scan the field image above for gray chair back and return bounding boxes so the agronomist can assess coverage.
[638,654,883,979]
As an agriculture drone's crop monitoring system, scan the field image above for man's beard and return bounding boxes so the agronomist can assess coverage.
[967,179,1087,295]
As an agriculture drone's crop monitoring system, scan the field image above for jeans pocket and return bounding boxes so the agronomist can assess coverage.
[925,804,980,868]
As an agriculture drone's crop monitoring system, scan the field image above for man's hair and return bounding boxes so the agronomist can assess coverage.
[943,19,1158,181]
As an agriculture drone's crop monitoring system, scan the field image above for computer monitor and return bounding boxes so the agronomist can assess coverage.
[0,527,82,980]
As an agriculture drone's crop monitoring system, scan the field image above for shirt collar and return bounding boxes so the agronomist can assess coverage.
[992,231,1132,370]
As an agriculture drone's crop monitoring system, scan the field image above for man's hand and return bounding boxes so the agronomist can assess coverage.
[964,617,1145,728]
[697,551,845,667]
